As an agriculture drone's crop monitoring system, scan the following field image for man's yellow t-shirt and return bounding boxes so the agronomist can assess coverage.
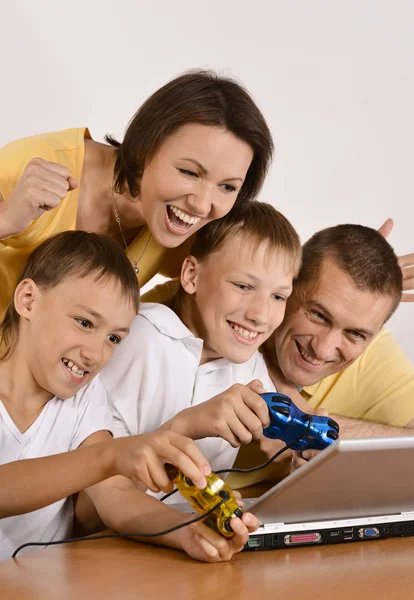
[302,327,414,427]
[0,128,190,320]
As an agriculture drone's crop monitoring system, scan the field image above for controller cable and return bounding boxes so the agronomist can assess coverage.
[12,417,312,558]
[160,416,313,502]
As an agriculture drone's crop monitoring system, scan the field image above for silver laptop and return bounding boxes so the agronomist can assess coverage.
[244,437,414,550]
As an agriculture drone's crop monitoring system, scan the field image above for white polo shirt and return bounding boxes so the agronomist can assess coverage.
[100,303,276,474]
[0,377,113,561]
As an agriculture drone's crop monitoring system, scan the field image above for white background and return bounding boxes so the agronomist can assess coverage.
[1,0,413,359]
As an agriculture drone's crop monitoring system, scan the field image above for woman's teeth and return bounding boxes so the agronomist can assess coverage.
[62,359,85,379]
[229,323,258,339]
[169,205,201,226]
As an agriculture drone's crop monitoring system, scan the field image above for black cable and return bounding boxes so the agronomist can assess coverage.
[12,499,225,559]
[13,417,313,558]
[217,416,313,476]
[159,488,178,502]
[160,417,313,501]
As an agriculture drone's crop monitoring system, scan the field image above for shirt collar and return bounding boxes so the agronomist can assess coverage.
[138,303,247,374]
[302,381,321,397]
[139,302,195,340]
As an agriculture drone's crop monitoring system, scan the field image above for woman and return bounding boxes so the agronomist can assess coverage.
[0,70,273,320]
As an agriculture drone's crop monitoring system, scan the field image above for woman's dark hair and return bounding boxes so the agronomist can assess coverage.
[0,231,140,359]
[106,70,273,206]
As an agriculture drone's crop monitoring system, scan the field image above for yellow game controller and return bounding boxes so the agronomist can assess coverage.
[165,465,244,538]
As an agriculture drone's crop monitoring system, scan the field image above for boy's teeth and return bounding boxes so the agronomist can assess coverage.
[63,359,85,378]
[170,206,200,225]
[230,323,258,339]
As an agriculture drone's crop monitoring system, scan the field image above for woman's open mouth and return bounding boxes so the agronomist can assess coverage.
[166,205,201,234]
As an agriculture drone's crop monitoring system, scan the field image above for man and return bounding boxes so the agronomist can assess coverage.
[230,224,414,483]
[264,223,414,434]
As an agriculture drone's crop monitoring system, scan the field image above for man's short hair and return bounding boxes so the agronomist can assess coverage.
[296,224,402,321]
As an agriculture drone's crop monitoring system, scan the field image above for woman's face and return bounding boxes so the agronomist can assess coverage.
[137,124,254,247]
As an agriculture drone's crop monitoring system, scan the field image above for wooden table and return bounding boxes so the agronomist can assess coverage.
[0,533,412,599]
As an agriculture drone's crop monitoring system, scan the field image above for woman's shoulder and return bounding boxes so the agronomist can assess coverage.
[0,128,90,158]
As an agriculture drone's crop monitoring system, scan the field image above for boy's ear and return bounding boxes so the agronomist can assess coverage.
[181,256,200,295]
[14,279,39,319]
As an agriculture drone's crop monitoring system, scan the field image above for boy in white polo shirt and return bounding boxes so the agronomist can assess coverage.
[101,202,301,475]
[0,231,258,563]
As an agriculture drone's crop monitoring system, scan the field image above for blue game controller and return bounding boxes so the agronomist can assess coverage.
[260,392,339,451]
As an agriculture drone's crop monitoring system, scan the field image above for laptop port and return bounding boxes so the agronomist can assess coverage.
[247,536,263,548]
[358,527,380,539]
[284,533,321,545]
[329,530,340,537]
[344,528,354,534]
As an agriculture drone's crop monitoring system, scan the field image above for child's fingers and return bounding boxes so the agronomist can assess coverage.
[160,446,208,489]
[193,533,220,560]
[290,450,306,472]
[190,522,228,547]
[220,518,250,556]
[168,433,212,473]
[225,412,257,445]
[147,460,173,493]
[137,461,163,493]
[299,449,321,461]
[240,511,259,533]
[190,518,252,562]
[162,434,211,484]
[233,490,244,507]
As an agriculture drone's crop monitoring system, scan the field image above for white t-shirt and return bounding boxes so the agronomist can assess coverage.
[0,377,113,561]
[100,303,276,475]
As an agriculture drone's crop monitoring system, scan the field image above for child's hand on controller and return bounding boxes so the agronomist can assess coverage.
[167,380,270,448]
[111,430,212,493]
[177,511,259,562]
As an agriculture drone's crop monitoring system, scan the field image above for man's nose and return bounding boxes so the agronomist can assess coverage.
[310,330,341,361]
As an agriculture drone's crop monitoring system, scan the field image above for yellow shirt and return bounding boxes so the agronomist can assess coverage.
[302,327,414,427]
[0,128,190,320]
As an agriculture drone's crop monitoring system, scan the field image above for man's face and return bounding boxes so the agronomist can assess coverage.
[272,258,395,386]
[182,234,296,364]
